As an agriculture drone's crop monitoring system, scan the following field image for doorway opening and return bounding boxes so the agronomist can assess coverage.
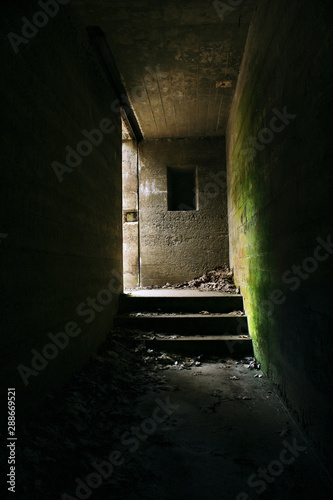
[122,117,140,290]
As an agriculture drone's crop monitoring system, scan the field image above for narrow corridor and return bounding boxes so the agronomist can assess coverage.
[11,329,332,500]
[2,2,333,497]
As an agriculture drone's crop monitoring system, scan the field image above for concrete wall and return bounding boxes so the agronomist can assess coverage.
[122,140,139,289]
[139,137,228,286]
[227,0,333,472]
[1,1,123,409]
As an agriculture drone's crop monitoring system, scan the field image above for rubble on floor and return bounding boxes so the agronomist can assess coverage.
[129,310,245,317]
[141,265,240,293]
[9,331,165,499]
[7,329,260,499]
[5,328,332,500]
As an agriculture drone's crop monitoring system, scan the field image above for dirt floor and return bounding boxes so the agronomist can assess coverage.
[4,330,333,500]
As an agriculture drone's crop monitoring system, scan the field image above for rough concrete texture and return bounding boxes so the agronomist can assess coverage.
[1,2,123,407]
[134,362,332,499]
[123,140,139,288]
[139,137,229,286]
[226,0,333,473]
[9,333,332,499]
[72,0,257,138]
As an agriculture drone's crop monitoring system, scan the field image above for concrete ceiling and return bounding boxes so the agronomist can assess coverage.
[73,0,257,139]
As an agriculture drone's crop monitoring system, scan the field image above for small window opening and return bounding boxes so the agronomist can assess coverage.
[167,166,197,211]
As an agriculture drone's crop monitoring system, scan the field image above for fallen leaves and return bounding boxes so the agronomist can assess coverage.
[140,265,240,293]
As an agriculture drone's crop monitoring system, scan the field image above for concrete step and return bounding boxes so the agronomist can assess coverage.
[114,313,248,334]
[119,292,243,314]
[117,290,252,357]
[144,335,253,357]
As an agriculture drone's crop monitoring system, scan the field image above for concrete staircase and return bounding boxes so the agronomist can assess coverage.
[115,290,253,356]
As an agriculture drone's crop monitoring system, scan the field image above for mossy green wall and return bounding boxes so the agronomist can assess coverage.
[227,0,333,472]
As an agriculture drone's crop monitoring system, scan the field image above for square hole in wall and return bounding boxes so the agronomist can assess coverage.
[167,166,197,211]
[124,211,138,223]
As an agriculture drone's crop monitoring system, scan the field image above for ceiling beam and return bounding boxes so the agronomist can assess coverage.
[86,26,143,143]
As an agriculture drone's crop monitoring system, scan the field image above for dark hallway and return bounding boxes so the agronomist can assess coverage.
[1,0,333,498]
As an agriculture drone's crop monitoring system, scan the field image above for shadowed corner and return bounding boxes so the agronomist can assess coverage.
[1,0,333,498]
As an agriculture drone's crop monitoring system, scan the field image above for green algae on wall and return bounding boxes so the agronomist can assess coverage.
[226,0,333,473]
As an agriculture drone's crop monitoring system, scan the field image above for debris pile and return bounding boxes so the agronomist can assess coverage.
[142,347,203,371]
[161,265,240,293]
[129,310,245,317]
